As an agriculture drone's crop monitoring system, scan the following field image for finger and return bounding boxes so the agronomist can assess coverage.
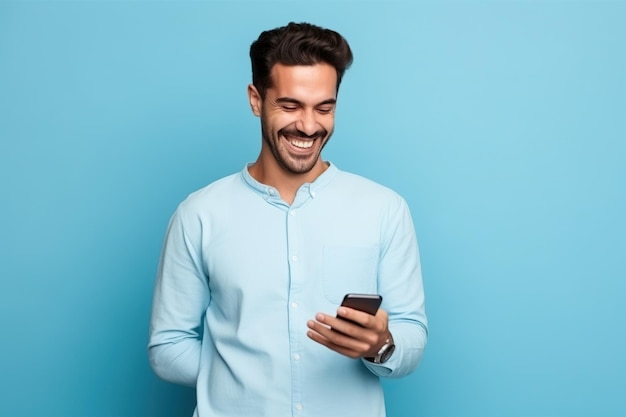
[336,307,368,327]
[307,319,371,352]
[314,313,374,341]
[306,326,366,359]
[337,307,387,332]
[307,331,360,358]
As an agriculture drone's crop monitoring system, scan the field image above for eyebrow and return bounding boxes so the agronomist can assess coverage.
[275,97,337,107]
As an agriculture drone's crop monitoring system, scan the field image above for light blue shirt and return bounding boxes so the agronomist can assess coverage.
[148,163,428,417]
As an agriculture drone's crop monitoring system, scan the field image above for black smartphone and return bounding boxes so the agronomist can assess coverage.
[340,293,382,316]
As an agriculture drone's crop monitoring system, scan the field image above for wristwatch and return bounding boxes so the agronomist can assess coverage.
[367,333,395,364]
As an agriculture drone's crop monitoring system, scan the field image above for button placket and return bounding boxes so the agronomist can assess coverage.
[286,201,304,413]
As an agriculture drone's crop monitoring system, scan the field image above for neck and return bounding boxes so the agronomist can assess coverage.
[248,153,328,205]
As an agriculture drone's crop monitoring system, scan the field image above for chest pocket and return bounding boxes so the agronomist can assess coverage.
[322,245,379,305]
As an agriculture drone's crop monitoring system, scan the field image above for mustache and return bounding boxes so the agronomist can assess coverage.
[279,128,327,140]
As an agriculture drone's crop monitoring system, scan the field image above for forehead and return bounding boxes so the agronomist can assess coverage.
[267,63,338,101]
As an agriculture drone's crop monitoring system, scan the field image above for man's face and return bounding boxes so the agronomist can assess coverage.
[250,63,338,176]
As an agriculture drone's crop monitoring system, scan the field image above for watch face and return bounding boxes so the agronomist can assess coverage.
[380,344,396,363]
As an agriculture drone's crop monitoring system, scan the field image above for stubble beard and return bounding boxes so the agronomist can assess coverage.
[261,122,332,175]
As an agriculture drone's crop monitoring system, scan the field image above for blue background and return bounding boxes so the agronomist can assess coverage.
[1,1,624,416]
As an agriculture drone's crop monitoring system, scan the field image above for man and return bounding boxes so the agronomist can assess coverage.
[148,22,428,417]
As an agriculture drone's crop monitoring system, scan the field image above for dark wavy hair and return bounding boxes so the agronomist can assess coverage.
[250,22,353,98]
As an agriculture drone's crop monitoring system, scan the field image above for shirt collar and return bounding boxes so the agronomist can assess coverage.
[240,162,339,202]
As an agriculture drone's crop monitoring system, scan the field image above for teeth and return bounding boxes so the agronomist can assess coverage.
[288,138,314,149]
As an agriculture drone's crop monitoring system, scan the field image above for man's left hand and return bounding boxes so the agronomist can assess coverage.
[306,307,390,359]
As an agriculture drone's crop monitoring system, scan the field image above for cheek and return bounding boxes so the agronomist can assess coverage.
[269,114,296,132]
[321,116,335,132]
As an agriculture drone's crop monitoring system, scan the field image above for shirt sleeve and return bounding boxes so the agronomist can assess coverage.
[363,196,428,377]
[147,204,210,387]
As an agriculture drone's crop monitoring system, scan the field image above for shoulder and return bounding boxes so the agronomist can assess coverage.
[176,172,242,216]
[332,169,406,206]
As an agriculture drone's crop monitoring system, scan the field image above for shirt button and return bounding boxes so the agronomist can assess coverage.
[291,302,298,309]
[290,210,296,216]
[295,403,303,411]
[268,188,275,195]
[291,255,298,262]
[293,353,301,361]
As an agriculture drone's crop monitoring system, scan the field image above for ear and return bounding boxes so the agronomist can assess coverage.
[247,84,262,117]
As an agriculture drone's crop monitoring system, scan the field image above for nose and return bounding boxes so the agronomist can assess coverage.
[296,109,318,136]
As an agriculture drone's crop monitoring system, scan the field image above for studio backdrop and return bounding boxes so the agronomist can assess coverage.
[0,1,624,416]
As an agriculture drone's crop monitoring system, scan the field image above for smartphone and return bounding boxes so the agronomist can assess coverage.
[334,294,382,331]
[340,293,382,316]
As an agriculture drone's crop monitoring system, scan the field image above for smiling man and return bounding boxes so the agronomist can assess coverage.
[148,22,428,417]
[248,63,336,204]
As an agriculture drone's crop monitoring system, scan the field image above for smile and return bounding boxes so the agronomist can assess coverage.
[284,135,316,149]
[290,138,314,149]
